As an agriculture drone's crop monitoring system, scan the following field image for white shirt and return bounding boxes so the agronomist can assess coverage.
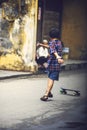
[37,46,49,58]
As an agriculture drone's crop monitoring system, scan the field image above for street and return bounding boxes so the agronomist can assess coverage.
[0,69,87,130]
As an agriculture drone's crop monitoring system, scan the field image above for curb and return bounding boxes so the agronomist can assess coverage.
[0,62,87,80]
[61,62,87,71]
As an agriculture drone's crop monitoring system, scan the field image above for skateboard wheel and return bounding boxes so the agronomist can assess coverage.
[77,92,80,96]
[60,90,67,94]
[73,92,80,96]
[63,91,67,94]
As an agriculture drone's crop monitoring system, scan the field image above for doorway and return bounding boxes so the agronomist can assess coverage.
[37,0,63,42]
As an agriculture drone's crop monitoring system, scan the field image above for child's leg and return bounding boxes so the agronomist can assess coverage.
[40,78,54,101]
[43,62,48,68]
[45,78,54,96]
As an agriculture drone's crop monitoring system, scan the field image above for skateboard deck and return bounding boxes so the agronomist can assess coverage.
[60,87,80,96]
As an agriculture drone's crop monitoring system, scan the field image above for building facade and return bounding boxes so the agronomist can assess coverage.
[38,0,87,60]
[0,0,87,71]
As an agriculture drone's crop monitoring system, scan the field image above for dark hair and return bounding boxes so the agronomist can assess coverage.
[49,28,59,38]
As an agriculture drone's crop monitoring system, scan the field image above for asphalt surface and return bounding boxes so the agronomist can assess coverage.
[0,69,87,130]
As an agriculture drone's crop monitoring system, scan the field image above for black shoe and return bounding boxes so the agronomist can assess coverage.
[40,95,48,101]
[48,92,53,98]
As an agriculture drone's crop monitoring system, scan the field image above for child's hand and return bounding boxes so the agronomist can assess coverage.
[37,43,41,47]
[58,59,64,64]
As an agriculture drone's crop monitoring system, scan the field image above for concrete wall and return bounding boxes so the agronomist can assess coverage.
[61,0,87,60]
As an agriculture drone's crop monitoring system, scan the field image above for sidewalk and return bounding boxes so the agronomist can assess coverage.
[0,60,87,80]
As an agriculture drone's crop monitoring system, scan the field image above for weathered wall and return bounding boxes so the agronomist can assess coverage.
[61,0,87,60]
[0,0,38,71]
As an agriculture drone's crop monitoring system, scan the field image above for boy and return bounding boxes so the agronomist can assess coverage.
[40,28,64,101]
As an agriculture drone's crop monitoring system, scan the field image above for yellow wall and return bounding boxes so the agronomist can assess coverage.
[61,0,87,59]
[0,0,38,71]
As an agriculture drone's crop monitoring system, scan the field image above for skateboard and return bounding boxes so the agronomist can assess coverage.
[60,87,80,96]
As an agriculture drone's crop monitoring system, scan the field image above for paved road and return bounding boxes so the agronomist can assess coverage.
[0,69,87,130]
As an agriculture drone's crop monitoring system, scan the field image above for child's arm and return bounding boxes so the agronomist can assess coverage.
[37,43,49,48]
[54,52,61,59]
[54,52,64,64]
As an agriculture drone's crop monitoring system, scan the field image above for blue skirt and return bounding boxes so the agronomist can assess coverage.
[48,71,59,81]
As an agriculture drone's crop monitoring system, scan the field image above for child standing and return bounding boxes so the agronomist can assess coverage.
[40,28,64,101]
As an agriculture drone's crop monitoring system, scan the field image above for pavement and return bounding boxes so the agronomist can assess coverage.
[0,60,87,130]
[0,59,87,80]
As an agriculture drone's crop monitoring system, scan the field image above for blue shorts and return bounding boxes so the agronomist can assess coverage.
[48,71,59,81]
